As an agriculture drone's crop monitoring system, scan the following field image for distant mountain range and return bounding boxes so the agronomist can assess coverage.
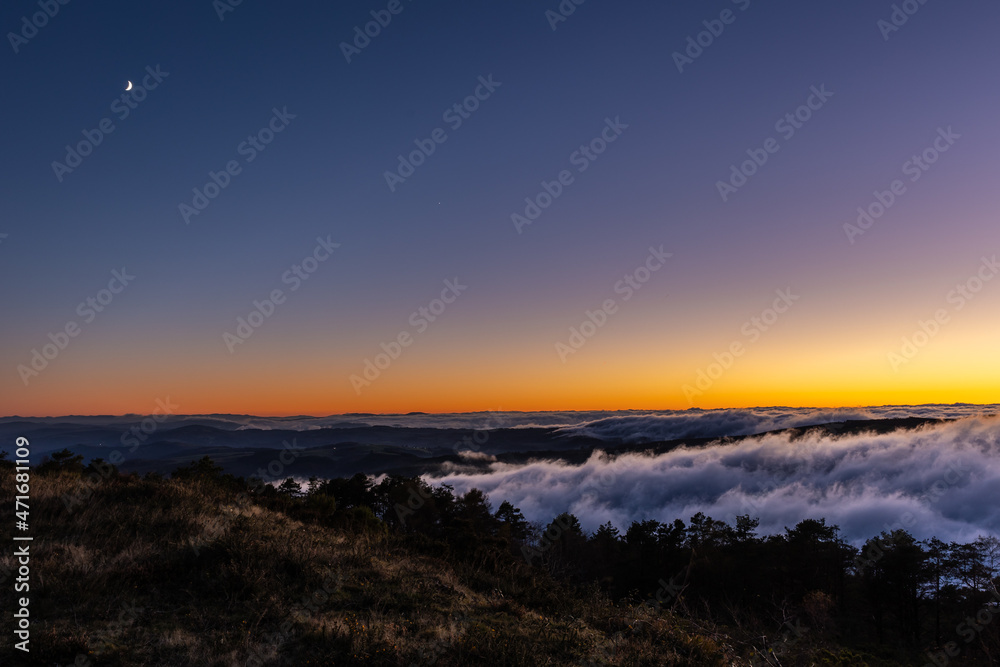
[0,411,953,481]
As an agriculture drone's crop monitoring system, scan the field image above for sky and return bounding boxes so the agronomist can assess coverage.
[1,0,998,416]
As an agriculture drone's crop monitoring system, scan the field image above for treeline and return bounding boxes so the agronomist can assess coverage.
[307,469,1000,663]
[24,450,1000,665]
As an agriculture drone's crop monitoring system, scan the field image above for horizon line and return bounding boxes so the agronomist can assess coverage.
[2,401,997,420]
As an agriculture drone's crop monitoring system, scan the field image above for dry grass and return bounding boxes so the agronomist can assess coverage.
[0,469,741,666]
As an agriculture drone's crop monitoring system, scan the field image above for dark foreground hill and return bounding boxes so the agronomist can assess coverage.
[3,455,995,666]
[1,466,740,666]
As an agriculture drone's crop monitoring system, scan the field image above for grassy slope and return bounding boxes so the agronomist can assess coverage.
[1,469,746,666]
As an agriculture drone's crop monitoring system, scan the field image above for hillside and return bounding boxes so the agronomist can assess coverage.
[1,464,742,666]
[3,455,993,666]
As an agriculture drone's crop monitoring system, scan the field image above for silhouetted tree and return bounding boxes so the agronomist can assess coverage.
[37,448,85,475]
[172,456,224,482]
[537,513,587,579]
[317,472,373,510]
[277,477,303,496]
[860,530,926,646]
[495,500,532,544]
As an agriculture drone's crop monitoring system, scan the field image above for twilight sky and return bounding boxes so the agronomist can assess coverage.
[1,0,998,416]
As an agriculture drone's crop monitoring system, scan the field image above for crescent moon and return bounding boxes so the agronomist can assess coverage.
[125,80,133,91]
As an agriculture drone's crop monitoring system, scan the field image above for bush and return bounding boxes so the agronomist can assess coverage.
[339,505,387,536]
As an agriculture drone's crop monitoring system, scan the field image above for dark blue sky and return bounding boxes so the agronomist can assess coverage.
[2,0,999,414]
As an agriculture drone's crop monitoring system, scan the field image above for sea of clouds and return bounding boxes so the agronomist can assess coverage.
[176,403,1000,437]
[427,413,1000,544]
[7,404,997,437]
[9,404,1000,544]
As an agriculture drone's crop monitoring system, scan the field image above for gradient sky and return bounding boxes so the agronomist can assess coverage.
[2,0,998,416]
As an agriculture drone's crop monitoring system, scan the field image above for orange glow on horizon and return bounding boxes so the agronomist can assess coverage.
[5,307,997,417]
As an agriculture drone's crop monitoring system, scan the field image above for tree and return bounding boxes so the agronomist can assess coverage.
[457,488,496,534]
[306,475,320,494]
[656,518,686,553]
[83,458,118,479]
[316,472,372,510]
[783,518,852,602]
[733,514,760,544]
[495,500,531,543]
[539,513,588,579]
[686,512,732,549]
[860,530,926,646]
[624,519,662,585]
[277,477,303,497]
[949,537,1000,593]
[923,537,949,643]
[338,506,387,536]
[373,475,442,531]
[172,456,224,482]
[36,448,85,475]
[590,522,622,584]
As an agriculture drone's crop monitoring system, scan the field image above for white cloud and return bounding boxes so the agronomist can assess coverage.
[425,415,1000,544]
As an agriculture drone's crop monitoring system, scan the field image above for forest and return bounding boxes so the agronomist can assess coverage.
[8,449,1000,666]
